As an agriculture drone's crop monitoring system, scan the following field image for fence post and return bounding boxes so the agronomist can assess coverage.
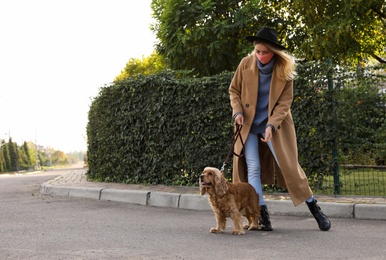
[327,58,340,195]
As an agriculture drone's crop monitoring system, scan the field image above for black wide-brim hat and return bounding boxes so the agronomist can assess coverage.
[246,27,286,50]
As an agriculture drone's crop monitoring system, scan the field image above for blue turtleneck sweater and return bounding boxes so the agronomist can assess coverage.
[250,57,275,134]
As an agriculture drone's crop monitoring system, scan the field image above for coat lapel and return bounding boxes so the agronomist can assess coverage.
[268,71,286,115]
[244,70,258,102]
[244,55,258,102]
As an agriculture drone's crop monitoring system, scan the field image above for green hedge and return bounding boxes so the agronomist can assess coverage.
[87,63,385,188]
[87,71,234,185]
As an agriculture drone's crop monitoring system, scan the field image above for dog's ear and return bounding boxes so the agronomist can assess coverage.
[214,170,228,196]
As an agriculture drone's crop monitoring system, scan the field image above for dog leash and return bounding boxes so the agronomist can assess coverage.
[220,124,244,172]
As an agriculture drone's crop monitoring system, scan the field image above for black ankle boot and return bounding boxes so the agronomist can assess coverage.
[306,199,331,231]
[259,205,273,231]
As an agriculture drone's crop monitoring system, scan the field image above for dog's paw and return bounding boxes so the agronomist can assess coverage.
[210,228,223,234]
[247,225,259,231]
[232,229,245,235]
[210,227,217,233]
[243,224,250,229]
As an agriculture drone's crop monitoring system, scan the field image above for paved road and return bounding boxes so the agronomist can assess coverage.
[1,169,386,259]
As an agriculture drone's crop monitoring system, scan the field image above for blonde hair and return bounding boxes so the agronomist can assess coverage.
[250,41,296,81]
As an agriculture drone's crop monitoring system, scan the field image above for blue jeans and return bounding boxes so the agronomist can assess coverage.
[244,133,280,206]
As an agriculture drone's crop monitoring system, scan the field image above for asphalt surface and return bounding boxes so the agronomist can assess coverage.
[3,171,386,260]
[39,165,386,221]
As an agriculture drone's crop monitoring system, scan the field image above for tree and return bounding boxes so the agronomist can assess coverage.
[18,141,33,169]
[0,147,4,173]
[3,142,11,172]
[150,0,385,76]
[22,141,32,165]
[151,0,282,76]
[114,51,166,81]
[54,150,69,165]
[290,0,386,64]
[8,138,19,171]
[26,142,37,168]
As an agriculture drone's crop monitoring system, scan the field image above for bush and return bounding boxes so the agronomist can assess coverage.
[87,71,234,185]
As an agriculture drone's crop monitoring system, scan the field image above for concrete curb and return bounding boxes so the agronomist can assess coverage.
[40,183,70,196]
[100,189,150,206]
[40,182,386,221]
[266,200,355,219]
[355,204,386,220]
[148,191,180,208]
[69,187,102,200]
[179,193,212,211]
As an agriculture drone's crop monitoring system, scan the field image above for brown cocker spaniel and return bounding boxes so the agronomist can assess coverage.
[199,167,261,235]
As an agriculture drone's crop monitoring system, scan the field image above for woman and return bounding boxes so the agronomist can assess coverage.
[228,27,331,231]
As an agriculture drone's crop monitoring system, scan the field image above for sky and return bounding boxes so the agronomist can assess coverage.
[0,0,155,153]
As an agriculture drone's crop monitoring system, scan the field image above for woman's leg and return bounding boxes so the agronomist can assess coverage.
[246,133,273,231]
[266,139,279,168]
[267,136,331,231]
[244,133,264,206]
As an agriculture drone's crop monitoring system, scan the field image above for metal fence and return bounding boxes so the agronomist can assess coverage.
[315,165,386,196]
[288,63,386,197]
[314,76,386,197]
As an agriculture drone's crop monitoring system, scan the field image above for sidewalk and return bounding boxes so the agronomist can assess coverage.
[39,168,386,221]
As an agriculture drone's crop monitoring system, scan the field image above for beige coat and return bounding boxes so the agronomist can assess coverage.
[229,54,313,206]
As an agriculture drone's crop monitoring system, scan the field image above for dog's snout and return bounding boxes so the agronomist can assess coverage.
[199,175,204,181]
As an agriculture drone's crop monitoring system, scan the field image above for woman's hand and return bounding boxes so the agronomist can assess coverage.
[235,114,244,125]
[261,126,272,143]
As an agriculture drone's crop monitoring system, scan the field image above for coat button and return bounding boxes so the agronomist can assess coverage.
[246,104,250,108]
